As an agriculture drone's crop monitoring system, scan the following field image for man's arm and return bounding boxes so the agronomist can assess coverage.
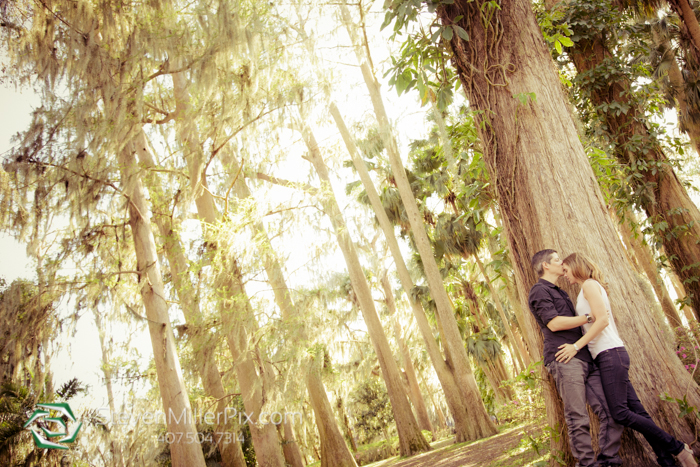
[547,314,593,332]
[530,286,592,331]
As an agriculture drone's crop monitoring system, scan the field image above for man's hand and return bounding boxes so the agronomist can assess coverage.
[555,343,578,363]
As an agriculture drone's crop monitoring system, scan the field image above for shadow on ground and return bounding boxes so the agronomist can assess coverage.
[365,423,543,467]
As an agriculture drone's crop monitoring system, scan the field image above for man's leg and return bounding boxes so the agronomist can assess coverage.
[584,361,623,466]
[546,359,597,467]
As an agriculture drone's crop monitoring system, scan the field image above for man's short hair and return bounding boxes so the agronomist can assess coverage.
[531,249,557,277]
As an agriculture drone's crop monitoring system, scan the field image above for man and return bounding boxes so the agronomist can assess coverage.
[528,249,623,467]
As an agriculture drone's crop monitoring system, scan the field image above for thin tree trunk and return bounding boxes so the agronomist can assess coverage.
[329,102,492,442]
[277,419,306,467]
[380,271,435,439]
[93,308,125,467]
[219,148,327,467]
[339,3,497,440]
[335,395,358,453]
[420,373,447,430]
[170,69,288,467]
[668,0,700,61]
[134,131,247,467]
[439,0,700,464]
[306,352,358,467]
[117,142,206,467]
[670,273,700,328]
[473,254,526,371]
[299,121,431,456]
[486,223,533,367]
[663,41,700,156]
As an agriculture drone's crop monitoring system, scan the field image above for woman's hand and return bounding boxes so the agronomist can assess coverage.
[555,343,578,363]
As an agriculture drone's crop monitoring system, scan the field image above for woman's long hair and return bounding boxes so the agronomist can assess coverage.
[562,253,608,289]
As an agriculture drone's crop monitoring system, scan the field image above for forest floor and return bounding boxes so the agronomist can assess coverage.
[364,421,548,467]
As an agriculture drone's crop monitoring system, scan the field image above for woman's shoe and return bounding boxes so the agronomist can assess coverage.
[677,444,698,467]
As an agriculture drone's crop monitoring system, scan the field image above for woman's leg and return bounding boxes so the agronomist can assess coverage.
[597,347,684,466]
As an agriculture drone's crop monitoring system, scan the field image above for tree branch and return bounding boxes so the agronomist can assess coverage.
[255,172,318,195]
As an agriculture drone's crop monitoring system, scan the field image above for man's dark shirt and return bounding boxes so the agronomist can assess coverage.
[528,278,593,365]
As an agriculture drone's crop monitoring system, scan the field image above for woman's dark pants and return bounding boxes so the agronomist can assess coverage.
[596,347,685,466]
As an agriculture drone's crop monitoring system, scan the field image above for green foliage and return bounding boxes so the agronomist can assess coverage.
[55,378,87,401]
[349,379,394,444]
[466,329,502,365]
[382,1,460,109]
[661,393,698,420]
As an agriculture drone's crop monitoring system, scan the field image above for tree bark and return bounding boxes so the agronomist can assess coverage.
[330,103,492,442]
[380,271,435,439]
[93,308,125,467]
[171,70,288,467]
[299,121,431,456]
[117,142,207,467]
[561,4,700,322]
[439,0,700,464]
[339,2,497,441]
[616,212,683,330]
[668,0,700,63]
[473,254,526,371]
[134,131,247,467]
[306,353,357,467]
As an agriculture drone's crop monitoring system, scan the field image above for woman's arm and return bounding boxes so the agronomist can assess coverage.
[555,280,610,363]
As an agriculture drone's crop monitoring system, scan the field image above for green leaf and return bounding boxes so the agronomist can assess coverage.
[381,10,394,30]
[455,25,469,41]
[559,36,573,47]
[442,26,453,41]
[431,29,442,43]
[554,40,562,54]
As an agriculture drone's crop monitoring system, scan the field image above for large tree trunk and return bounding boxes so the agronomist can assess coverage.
[134,131,247,467]
[330,102,491,442]
[438,0,700,464]
[117,142,207,467]
[560,5,700,321]
[616,211,683,330]
[299,121,431,456]
[379,271,435,439]
[339,3,497,441]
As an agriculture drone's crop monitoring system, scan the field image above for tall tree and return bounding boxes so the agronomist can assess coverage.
[385,0,700,463]
[330,102,493,442]
[296,118,431,456]
[549,0,700,320]
[339,2,497,440]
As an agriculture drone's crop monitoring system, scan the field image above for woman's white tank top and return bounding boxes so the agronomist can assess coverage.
[575,279,625,359]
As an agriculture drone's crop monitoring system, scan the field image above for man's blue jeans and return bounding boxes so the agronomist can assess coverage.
[546,358,623,467]
[596,347,684,466]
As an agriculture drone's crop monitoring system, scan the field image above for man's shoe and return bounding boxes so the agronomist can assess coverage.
[677,443,698,467]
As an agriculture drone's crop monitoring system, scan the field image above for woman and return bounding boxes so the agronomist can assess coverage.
[555,253,697,467]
